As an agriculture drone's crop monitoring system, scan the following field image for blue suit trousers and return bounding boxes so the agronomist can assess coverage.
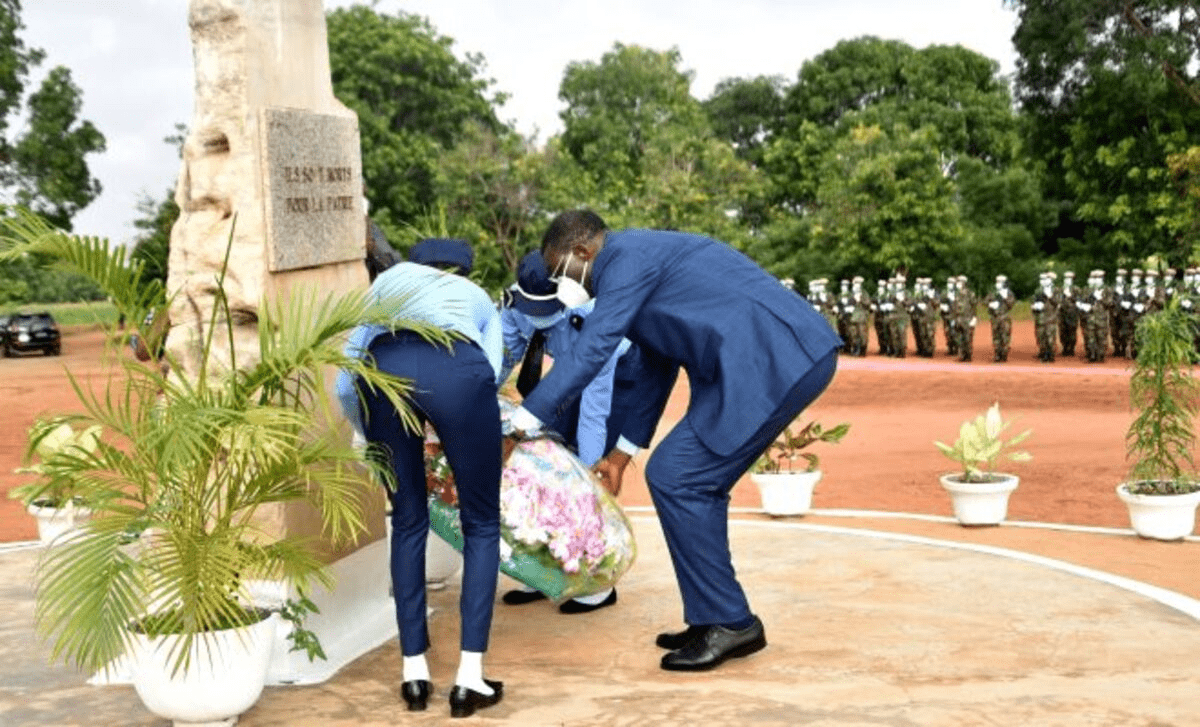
[644,351,838,626]
[359,332,501,656]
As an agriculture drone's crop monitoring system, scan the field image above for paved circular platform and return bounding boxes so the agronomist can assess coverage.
[3,517,1199,726]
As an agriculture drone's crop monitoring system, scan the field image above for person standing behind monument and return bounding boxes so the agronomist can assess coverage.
[336,239,506,717]
[985,275,1016,362]
[510,209,842,673]
[1031,272,1059,362]
[1057,270,1080,357]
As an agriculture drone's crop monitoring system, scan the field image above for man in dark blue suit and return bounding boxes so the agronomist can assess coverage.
[511,210,841,672]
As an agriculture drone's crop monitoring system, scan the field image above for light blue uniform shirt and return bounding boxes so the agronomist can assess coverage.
[337,262,503,434]
[500,299,631,466]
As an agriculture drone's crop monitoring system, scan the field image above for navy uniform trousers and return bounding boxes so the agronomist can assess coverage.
[644,350,838,627]
[358,331,501,656]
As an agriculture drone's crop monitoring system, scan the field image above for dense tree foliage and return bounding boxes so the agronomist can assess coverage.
[0,0,105,303]
[326,6,505,248]
[1008,0,1200,267]
[15,2,1200,306]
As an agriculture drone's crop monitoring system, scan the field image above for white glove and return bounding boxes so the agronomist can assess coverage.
[1135,304,1145,313]
[509,406,543,435]
[1121,301,1132,309]
[845,305,855,312]
[1032,302,1044,311]
[917,303,927,311]
[969,317,977,327]
[988,301,999,309]
[940,304,949,312]
[1183,300,1194,309]
[1077,302,1091,312]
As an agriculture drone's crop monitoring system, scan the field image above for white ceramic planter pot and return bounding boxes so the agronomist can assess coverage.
[27,501,91,545]
[939,473,1019,526]
[750,471,821,516]
[1116,483,1200,541]
[130,613,277,727]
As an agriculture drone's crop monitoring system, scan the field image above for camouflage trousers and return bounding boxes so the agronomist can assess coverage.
[1035,319,1057,362]
[942,317,957,355]
[874,315,889,355]
[1083,312,1109,362]
[955,321,975,362]
[887,317,908,357]
[1058,311,1079,356]
[990,317,1012,362]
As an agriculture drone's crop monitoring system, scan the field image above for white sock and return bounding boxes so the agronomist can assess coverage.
[403,653,430,683]
[455,650,493,695]
[571,587,613,606]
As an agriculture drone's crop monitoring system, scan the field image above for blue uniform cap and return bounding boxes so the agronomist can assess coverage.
[408,238,474,275]
[509,251,564,317]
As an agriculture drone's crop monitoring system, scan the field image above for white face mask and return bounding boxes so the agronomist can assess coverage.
[553,253,593,308]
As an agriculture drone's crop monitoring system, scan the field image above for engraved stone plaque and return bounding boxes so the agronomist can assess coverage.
[260,108,365,272]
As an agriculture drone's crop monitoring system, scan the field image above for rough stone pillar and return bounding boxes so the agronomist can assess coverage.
[163,0,391,682]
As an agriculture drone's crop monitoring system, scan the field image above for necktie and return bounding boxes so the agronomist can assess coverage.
[516,329,546,398]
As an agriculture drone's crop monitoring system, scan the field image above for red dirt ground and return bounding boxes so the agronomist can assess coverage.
[0,320,1147,542]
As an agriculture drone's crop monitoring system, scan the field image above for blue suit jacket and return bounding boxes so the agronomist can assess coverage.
[521,230,842,457]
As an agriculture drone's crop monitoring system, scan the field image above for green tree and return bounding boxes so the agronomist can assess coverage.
[326,5,505,243]
[1008,0,1200,265]
[556,42,763,240]
[129,124,186,292]
[703,74,787,166]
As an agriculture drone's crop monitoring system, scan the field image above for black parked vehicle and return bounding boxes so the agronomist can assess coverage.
[4,311,61,356]
[0,314,10,351]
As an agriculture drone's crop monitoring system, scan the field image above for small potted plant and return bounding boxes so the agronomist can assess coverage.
[934,402,1032,525]
[8,421,101,545]
[0,210,447,726]
[1117,300,1200,540]
[750,420,851,516]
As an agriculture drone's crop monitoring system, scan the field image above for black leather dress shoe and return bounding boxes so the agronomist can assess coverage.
[660,616,767,671]
[400,679,432,711]
[449,679,504,718]
[502,589,548,605]
[559,588,617,614]
[655,624,708,650]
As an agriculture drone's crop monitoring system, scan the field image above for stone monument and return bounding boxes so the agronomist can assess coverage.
[163,0,389,684]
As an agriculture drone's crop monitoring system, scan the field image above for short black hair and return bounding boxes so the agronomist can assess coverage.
[541,209,608,258]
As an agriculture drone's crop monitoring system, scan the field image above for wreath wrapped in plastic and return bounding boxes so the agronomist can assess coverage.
[426,399,637,602]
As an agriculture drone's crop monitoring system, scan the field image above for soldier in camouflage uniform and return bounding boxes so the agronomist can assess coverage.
[953,275,977,362]
[842,276,869,356]
[941,277,958,357]
[1057,270,1080,357]
[888,275,911,358]
[1183,268,1200,360]
[835,278,853,347]
[985,274,1016,362]
[872,278,890,356]
[1110,268,1130,358]
[912,277,937,357]
[908,278,926,357]
[1127,269,1146,358]
[1079,270,1110,362]
[1164,268,1178,304]
[1031,272,1059,362]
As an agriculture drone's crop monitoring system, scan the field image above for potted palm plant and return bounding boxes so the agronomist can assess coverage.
[750,420,851,516]
[1117,300,1200,540]
[0,210,445,726]
[9,421,101,545]
[934,402,1032,525]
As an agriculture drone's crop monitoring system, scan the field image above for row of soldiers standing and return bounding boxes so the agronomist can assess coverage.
[802,267,1197,363]
[804,275,995,362]
[1030,268,1193,363]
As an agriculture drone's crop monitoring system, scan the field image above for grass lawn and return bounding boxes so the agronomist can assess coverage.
[1,300,119,328]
